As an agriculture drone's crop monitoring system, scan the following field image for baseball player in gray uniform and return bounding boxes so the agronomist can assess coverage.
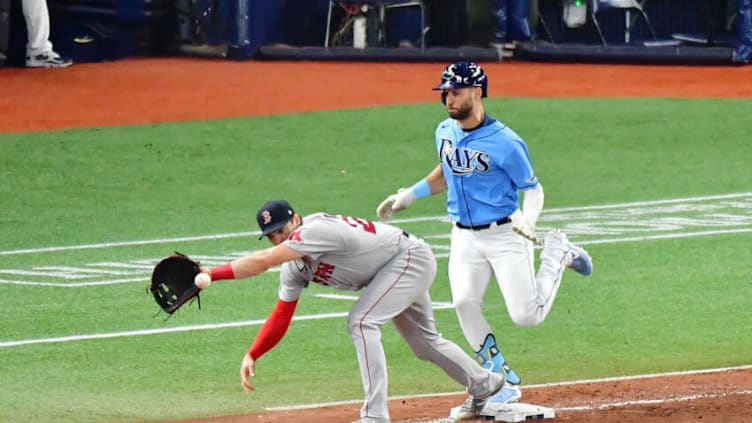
[203,199,506,423]
[376,62,593,419]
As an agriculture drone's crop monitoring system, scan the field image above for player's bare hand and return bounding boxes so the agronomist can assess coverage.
[240,353,256,393]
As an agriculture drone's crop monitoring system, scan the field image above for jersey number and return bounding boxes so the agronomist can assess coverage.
[342,216,376,234]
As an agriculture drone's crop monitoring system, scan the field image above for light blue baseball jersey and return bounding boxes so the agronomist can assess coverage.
[435,115,538,227]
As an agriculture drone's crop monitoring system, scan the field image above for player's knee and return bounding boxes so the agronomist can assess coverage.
[347,313,378,338]
[346,316,361,335]
[506,301,547,327]
[453,297,482,315]
[510,312,544,328]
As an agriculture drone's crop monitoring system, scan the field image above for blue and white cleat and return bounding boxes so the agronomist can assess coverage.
[566,240,593,276]
[485,382,522,405]
[544,230,593,276]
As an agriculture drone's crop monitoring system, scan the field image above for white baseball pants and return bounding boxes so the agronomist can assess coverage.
[448,222,567,351]
[22,0,53,55]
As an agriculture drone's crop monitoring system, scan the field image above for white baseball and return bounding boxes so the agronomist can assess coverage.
[194,272,212,289]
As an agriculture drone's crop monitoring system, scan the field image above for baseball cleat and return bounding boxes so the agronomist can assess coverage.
[451,384,521,420]
[485,382,522,405]
[566,242,593,276]
[544,230,593,276]
[452,395,487,420]
[450,373,507,420]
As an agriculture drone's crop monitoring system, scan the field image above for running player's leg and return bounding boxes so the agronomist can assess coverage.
[448,226,495,348]
[487,226,575,331]
[448,226,519,383]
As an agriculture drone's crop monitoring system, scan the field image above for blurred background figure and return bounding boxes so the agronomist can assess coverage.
[21,0,71,67]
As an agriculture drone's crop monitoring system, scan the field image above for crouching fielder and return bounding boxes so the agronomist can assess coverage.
[205,199,507,423]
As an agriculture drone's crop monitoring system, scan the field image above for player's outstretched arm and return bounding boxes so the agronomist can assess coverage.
[210,245,304,281]
[376,165,446,221]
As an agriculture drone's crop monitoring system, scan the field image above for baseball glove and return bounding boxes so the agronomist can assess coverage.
[150,252,201,315]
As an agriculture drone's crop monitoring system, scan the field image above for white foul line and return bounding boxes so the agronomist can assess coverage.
[0,295,452,348]
[0,312,343,348]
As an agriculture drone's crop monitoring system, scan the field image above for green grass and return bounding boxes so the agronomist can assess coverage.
[0,98,750,422]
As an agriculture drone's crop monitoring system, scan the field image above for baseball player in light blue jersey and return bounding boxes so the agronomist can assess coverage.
[377,62,593,420]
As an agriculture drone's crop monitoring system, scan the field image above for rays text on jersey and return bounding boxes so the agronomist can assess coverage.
[440,138,490,174]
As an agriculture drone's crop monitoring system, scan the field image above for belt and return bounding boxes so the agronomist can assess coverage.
[455,216,511,231]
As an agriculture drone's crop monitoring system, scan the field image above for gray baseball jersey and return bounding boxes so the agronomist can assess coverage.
[275,213,502,421]
[278,213,406,297]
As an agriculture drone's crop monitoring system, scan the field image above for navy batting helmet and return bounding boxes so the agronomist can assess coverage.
[432,62,488,98]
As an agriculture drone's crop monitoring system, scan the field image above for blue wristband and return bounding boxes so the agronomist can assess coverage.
[410,179,431,199]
